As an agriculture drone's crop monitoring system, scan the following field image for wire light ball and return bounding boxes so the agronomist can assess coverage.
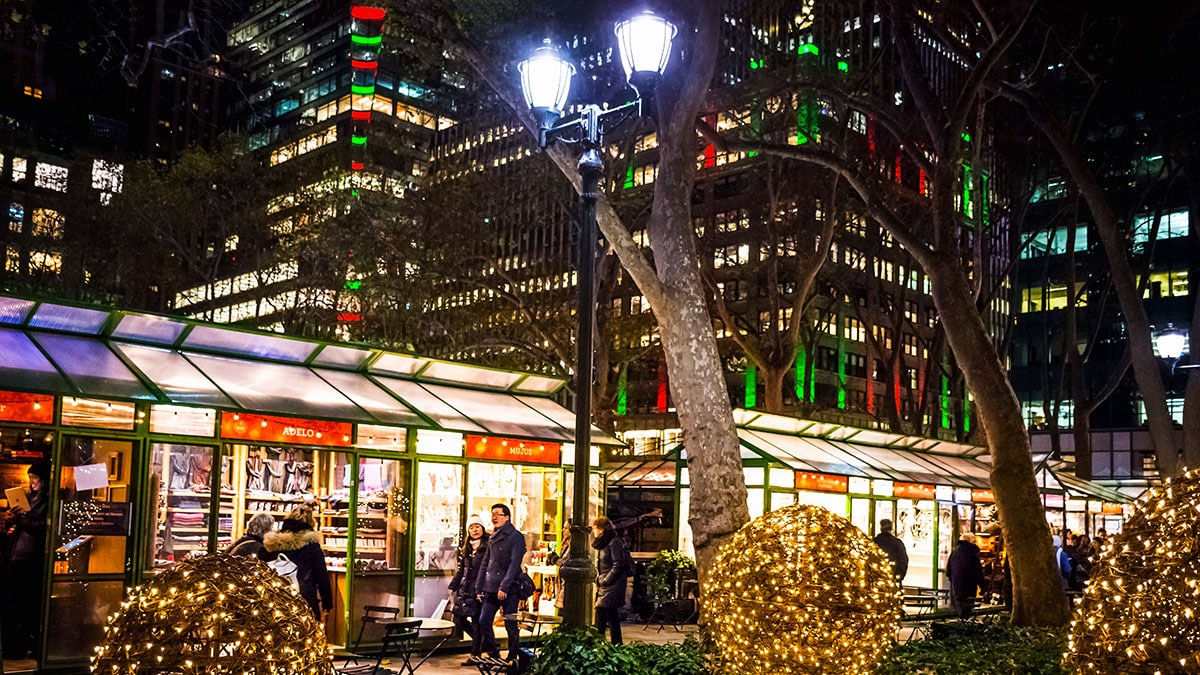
[92,553,332,674]
[1065,469,1200,673]
[703,504,901,674]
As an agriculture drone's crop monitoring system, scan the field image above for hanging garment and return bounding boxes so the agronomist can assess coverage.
[246,456,266,491]
[189,455,212,491]
[266,459,287,493]
[169,454,190,490]
[283,461,298,494]
[295,461,313,493]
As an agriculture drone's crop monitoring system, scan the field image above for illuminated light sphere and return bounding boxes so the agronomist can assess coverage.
[92,553,332,674]
[1065,469,1200,673]
[703,504,901,674]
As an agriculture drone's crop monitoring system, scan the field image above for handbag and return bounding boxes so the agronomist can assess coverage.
[514,571,536,599]
[267,552,300,592]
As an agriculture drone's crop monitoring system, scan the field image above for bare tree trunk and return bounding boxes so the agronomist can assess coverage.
[925,257,1071,626]
[761,366,787,413]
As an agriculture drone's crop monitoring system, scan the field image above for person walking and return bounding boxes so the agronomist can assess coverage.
[1,461,50,659]
[873,519,909,583]
[592,517,631,644]
[260,505,333,622]
[474,503,525,664]
[227,513,276,558]
[947,533,985,619]
[448,514,489,665]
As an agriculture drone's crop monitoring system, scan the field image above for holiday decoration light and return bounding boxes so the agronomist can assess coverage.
[349,5,386,172]
[703,504,900,674]
[1065,469,1200,673]
[91,553,332,674]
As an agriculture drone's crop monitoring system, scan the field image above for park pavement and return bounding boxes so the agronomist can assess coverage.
[334,622,700,675]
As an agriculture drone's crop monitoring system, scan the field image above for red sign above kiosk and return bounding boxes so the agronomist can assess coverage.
[893,482,936,500]
[795,471,849,493]
[0,391,54,425]
[465,435,561,465]
[220,412,352,447]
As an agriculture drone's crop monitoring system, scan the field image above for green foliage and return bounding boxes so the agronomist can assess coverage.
[529,628,710,675]
[874,617,1067,675]
[646,550,697,606]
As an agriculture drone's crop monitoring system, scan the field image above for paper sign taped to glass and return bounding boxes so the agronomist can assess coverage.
[74,463,111,492]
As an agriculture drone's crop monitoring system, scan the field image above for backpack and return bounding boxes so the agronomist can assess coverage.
[268,552,300,593]
[514,571,536,599]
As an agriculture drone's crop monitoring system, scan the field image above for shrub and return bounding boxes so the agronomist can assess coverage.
[645,549,697,606]
[875,617,1067,675]
[529,627,710,675]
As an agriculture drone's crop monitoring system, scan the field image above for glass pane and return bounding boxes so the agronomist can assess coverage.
[770,491,796,512]
[895,499,935,588]
[146,443,219,569]
[316,370,424,425]
[421,362,521,389]
[44,579,124,666]
[111,314,187,344]
[60,398,137,430]
[513,375,564,394]
[28,303,108,334]
[182,325,316,362]
[370,353,429,377]
[563,470,603,534]
[0,327,71,392]
[113,343,233,407]
[0,297,35,324]
[149,405,218,437]
[467,463,561,558]
[55,437,135,575]
[33,334,154,400]
[356,424,407,451]
[414,462,462,571]
[187,353,370,421]
[850,497,871,534]
[376,378,485,433]
[311,344,372,369]
[424,384,572,440]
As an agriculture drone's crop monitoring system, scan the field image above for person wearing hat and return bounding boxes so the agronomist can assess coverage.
[2,460,51,659]
[448,514,489,664]
[259,504,333,621]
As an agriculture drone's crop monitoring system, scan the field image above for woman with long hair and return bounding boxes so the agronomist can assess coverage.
[448,514,489,664]
[260,504,333,621]
[591,516,631,644]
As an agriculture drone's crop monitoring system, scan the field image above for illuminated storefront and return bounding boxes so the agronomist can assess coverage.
[610,410,1130,592]
[0,295,612,669]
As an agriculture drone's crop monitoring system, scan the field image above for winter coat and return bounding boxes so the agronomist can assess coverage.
[226,533,266,558]
[475,521,525,595]
[873,531,909,581]
[5,489,47,564]
[449,533,489,616]
[260,527,333,618]
[592,530,631,609]
[947,540,985,602]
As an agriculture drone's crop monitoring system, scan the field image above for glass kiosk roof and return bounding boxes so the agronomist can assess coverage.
[0,295,616,444]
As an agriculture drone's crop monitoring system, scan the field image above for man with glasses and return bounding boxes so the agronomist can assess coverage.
[473,503,526,665]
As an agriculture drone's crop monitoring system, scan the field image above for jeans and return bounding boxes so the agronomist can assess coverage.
[476,591,520,659]
[595,606,623,644]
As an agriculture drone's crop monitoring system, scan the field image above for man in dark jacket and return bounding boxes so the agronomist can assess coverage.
[873,519,909,583]
[2,461,50,659]
[592,517,631,644]
[947,533,985,619]
[474,503,526,663]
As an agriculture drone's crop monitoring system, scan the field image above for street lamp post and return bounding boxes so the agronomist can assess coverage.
[518,11,676,629]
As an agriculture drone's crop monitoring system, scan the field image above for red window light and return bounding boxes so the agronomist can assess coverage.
[351,110,371,121]
[350,6,386,21]
[337,313,363,322]
[351,59,378,70]
[350,161,364,171]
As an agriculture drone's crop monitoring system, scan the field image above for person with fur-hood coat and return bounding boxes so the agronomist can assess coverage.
[259,505,333,620]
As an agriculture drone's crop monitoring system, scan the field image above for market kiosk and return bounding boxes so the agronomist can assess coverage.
[608,409,1130,593]
[0,295,613,670]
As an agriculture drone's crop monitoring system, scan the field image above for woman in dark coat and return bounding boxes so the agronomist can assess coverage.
[2,461,50,659]
[260,505,333,621]
[591,517,631,644]
[947,533,985,619]
[448,515,489,663]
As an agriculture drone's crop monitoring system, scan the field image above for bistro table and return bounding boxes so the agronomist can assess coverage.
[400,617,455,671]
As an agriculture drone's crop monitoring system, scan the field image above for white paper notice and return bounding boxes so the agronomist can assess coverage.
[74,463,110,492]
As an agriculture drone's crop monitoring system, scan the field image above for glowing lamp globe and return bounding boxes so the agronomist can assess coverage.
[518,40,574,132]
[613,11,676,97]
[92,553,332,674]
[1065,469,1200,673]
[1157,330,1186,360]
[703,504,901,674]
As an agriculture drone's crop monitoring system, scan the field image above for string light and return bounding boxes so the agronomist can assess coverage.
[703,504,901,674]
[1065,469,1200,673]
[91,553,332,674]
